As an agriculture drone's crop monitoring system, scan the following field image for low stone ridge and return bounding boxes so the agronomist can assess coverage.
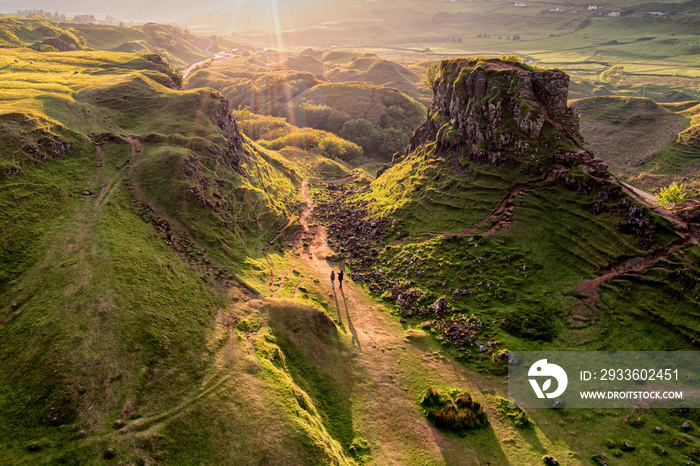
[380,58,605,176]
[213,95,246,175]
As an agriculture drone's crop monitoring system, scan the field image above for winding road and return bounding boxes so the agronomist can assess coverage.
[181,37,228,79]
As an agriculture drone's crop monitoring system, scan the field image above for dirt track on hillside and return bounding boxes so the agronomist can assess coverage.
[264,178,531,464]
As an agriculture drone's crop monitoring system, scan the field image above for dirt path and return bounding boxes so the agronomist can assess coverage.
[572,244,682,315]
[389,169,563,246]
[569,166,700,312]
[322,172,360,184]
[181,37,228,80]
[283,179,519,465]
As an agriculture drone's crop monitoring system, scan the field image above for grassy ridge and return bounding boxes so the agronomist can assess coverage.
[184,51,426,161]
[0,17,209,67]
[365,143,537,235]
[0,46,352,464]
[575,95,700,191]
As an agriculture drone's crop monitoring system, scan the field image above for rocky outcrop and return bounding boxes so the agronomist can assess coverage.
[0,113,72,178]
[380,58,602,176]
[212,95,246,175]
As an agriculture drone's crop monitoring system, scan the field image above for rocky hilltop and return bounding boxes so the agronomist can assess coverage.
[380,58,605,175]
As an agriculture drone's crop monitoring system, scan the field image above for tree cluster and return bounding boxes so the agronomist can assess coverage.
[599,65,626,87]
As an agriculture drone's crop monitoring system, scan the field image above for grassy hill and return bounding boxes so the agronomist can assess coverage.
[573,96,688,175]
[185,53,426,161]
[0,17,210,68]
[3,9,700,464]
[306,58,700,463]
[0,46,353,464]
[574,95,700,191]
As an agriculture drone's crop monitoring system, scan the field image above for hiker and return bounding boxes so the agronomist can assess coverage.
[330,270,335,290]
[165,226,172,244]
[338,270,344,290]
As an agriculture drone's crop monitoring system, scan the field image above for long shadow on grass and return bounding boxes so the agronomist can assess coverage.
[341,289,361,350]
[431,422,510,465]
[333,289,343,327]
[267,302,356,451]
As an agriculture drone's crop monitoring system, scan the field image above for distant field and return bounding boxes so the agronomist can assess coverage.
[239,0,699,95]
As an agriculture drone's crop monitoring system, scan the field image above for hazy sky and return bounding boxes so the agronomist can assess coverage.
[0,0,352,19]
[0,0,239,19]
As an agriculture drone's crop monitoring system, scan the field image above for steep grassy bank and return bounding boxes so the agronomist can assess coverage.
[0,46,355,464]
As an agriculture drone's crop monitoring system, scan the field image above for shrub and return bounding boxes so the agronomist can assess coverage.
[656,182,687,207]
[420,386,488,432]
[259,128,362,162]
[495,397,533,428]
[425,64,439,91]
[600,65,626,87]
[340,118,381,151]
[501,53,522,63]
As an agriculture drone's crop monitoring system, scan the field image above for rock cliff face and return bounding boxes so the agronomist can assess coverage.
[380,58,605,176]
[213,95,246,175]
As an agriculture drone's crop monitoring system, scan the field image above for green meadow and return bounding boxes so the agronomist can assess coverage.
[0,5,700,464]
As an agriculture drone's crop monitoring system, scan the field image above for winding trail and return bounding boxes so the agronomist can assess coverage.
[569,166,700,310]
[572,244,683,312]
[389,167,565,246]
[181,37,228,79]
[322,172,360,184]
[258,176,562,465]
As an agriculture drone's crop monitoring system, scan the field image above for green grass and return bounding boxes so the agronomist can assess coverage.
[573,95,700,191]
[365,144,537,235]
[0,168,221,464]
[0,17,209,68]
[341,162,680,361]
[2,9,700,464]
[0,45,329,464]
[185,56,426,161]
[574,96,687,173]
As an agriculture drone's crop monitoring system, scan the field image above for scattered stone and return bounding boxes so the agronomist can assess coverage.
[113,419,124,429]
[591,454,608,466]
[27,442,40,452]
[433,297,448,314]
[542,454,559,465]
[104,448,115,459]
[621,442,634,452]
[682,421,692,430]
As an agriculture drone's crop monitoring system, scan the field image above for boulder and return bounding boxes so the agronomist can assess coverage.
[433,297,448,314]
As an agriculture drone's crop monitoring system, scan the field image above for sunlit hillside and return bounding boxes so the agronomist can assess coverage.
[1,1,700,464]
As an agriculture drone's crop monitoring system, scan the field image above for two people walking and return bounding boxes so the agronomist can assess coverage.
[330,269,344,291]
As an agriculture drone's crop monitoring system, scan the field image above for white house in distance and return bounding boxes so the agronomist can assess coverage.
[608,10,621,16]
[514,2,527,6]
[588,5,598,10]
